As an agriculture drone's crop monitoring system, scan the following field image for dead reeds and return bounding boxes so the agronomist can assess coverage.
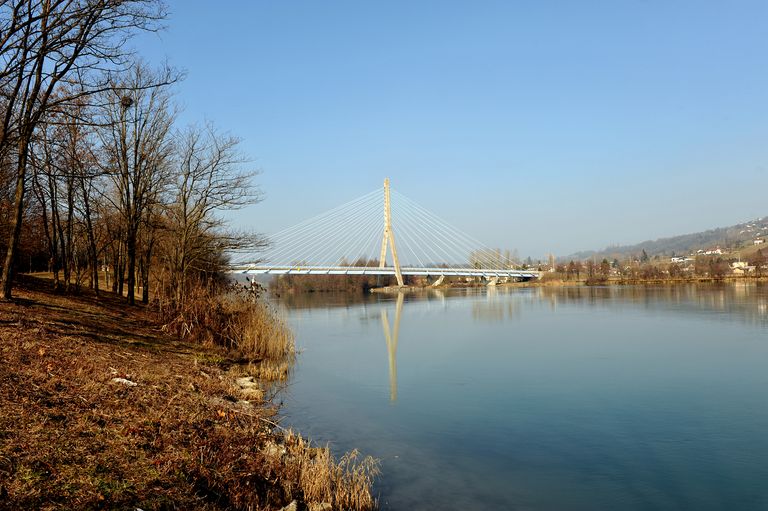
[281,430,380,511]
[160,283,295,365]
[219,292,295,362]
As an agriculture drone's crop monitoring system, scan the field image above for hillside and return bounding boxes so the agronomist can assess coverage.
[0,276,377,510]
[566,217,768,261]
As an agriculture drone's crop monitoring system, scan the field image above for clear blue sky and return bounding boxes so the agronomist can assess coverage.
[134,1,768,258]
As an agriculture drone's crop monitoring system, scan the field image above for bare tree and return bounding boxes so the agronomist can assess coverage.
[29,123,64,286]
[585,259,595,279]
[23,87,103,294]
[0,0,166,299]
[163,123,264,305]
[599,258,610,277]
[97,62,175,304]
[566,260,576,280]
[751,249,765,277]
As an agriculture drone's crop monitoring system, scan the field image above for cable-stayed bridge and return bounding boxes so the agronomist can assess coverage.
[231,179,540,285]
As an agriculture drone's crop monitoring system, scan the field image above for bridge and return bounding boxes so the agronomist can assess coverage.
[231,178,540,285]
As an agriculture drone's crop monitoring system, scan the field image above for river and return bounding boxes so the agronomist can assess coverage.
[273,283,768,510]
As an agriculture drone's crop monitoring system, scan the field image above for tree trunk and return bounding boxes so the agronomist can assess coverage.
[140,258,150,304]
[56,200,69,291]
[45,171,63,290]
[117,244,125,296]
[34,170,60,288]
[1,139,30,299]
[141,236,155,304]
[126,227,136,305]
[80,179,99,295]
[111,244,119,293]
[63,176,75,293]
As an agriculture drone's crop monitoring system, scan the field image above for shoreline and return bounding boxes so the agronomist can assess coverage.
[366,275,768,293]
[0,275,378,510]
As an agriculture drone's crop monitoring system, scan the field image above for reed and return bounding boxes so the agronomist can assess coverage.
[281,430,380,510]
[160,283,295,364]
[220,294,295,362]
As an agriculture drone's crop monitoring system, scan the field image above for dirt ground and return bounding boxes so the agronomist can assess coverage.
[0,275,374,510]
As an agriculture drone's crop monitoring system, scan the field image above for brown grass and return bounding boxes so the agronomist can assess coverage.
[0,275,378,510]
[219,294,295,363]
[283,431,380,510]
[160,284,295,366]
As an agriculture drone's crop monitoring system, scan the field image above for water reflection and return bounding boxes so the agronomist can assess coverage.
[278,282,768,510]
[536,282,768,327]
[471,286,520,322]
[275,283,768,407]
[274,283,768,329]
[380,292,404,402]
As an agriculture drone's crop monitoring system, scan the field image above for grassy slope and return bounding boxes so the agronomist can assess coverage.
[0,276,376,511]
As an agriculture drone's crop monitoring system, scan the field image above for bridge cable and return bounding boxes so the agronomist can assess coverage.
[309,197,383,266]
[262,190,381,266]
[393,190,508,269]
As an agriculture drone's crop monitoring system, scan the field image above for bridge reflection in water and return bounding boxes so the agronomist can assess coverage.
[380,292,404,402]
[275,282,768,404]
[377,289,511,402]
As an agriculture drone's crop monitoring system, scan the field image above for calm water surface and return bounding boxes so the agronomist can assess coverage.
[274,284,768,510]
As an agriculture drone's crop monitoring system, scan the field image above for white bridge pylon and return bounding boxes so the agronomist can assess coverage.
[231,178,540,284]
[379,177,404,286]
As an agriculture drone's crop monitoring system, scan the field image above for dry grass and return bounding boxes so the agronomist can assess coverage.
[282,431,380,511]
[219,294,295,363]
[160,284,295,366]
[0,275,378,510]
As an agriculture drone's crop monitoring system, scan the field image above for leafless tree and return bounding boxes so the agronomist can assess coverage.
[97,62,175,304]
[0,0,166,299]
[29,92,101,292]
[566,260,576,280]
[162,123,264,306]
[599,258,611,277]
[751,249,765,277]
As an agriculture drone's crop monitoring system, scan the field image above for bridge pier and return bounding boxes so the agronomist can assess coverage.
[486,276,499,287]
[431,275,445,287]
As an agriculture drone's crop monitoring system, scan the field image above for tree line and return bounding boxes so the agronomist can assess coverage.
[0,1,261,307]
[548,250,767,283]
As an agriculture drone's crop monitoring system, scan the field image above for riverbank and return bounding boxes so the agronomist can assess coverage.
[0,275,378,510]
[367,274,768,293]
[532,274,768,287]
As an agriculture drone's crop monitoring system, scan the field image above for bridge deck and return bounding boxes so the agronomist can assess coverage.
[232,265,540,279]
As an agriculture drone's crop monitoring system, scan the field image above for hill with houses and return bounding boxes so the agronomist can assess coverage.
[567,217,767,262]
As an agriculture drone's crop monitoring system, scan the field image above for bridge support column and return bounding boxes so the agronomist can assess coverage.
[486,277,499,287]
[379,178,404,287]
[431,275,445,287]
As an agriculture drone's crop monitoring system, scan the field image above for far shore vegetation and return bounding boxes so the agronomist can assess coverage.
[541,247,767,286]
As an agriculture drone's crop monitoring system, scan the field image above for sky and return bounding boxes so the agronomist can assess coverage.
[133,1,768,258]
